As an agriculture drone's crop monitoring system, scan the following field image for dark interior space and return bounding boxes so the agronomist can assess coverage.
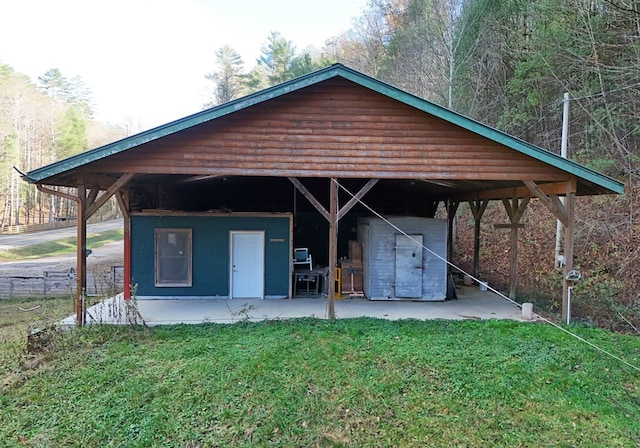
[128,175,444,267]
[129,175,443,215]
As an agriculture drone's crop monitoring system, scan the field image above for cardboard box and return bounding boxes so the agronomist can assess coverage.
[348,240,362,263]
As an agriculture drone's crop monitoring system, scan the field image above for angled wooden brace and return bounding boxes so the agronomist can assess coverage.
[288,177,330,222]
[84,173,135,219]
[522,180,568,227]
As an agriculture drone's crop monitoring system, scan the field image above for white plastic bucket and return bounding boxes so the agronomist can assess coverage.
[479,281,488,291]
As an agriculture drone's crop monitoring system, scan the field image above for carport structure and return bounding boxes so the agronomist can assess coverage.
[23,64,623,325]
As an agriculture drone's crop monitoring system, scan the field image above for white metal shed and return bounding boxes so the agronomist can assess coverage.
[357,216,448,301]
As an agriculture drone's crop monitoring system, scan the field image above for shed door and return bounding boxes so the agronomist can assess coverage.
[230,231,265,299]
[395,234,423,298]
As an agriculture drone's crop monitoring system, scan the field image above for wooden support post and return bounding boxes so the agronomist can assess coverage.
[562,189,576,323]
[116,190,131,300]
[500,196,530,300]
[36,183,85,325]
[509,222,518,300]
[523,179,577,321]
[469,199,489,278]
[123,214,131,300]
[38,174,134,323]
[327,178,339,319]
[290,177,378,314]
[77,183,87,326]
[446,200,459,265]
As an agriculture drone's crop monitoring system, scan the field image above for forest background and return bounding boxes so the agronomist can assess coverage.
[1,0,638,331]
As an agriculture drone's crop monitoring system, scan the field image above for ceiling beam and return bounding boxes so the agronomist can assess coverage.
[452,181,573,202]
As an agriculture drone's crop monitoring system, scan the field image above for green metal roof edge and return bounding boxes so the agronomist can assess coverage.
[26,63,624,195]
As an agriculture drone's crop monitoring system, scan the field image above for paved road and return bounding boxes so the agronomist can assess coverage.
[0,219,123,251]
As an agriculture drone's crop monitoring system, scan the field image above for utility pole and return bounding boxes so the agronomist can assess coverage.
[555,92,570,268]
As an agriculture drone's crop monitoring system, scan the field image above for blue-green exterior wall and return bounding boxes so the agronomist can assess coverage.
[131,214,291,298]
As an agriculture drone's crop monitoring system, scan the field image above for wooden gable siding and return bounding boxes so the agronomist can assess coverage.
[90,79,569,182]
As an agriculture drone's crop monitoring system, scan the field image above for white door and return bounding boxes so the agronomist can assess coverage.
[230,231,265,299]
[395,234,423,298]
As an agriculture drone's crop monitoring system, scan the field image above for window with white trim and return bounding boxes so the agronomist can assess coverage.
[155,228,192,287]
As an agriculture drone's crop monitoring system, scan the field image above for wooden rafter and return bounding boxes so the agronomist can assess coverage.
[115,190,130,220]
[337,179,379,220]
[523,180,568,226]
[288,177,330,222]
[87,186,99,206]
[456,181,575,202]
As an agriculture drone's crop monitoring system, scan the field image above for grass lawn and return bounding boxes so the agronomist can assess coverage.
[0,317,639,447]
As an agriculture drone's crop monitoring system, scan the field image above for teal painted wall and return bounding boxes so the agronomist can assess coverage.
[131,214,291,298]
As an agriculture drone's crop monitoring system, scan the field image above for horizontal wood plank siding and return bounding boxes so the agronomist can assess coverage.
[90,79,569,182]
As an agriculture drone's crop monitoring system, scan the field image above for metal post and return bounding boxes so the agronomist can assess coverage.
[555,93,570,268]
[561,185,576,323]
[566,285,572,325]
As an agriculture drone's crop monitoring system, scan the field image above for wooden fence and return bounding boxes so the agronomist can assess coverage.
[0,266,124,299]
[1,210,118,235]
[1,220,77,235]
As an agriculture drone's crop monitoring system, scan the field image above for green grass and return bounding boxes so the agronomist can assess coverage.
[0,228,123,261]
[1,318,639,447]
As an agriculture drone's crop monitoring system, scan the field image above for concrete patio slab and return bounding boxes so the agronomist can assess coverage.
[60,286,529,327]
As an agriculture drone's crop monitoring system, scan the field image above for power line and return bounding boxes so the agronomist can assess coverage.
[569,82,640,101]
[334,178,640,374]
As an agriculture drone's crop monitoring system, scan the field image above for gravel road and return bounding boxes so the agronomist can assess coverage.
[0,240,124,277]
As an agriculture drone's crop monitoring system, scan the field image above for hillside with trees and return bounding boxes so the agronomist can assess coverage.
[0,65,126,228]
[337,0,638,330]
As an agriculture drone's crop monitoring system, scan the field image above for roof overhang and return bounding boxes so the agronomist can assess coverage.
[24,64,624,198]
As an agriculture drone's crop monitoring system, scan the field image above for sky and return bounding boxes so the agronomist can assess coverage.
[0,0,367,130]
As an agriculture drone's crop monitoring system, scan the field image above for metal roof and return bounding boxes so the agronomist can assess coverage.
[25,63,624,195]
